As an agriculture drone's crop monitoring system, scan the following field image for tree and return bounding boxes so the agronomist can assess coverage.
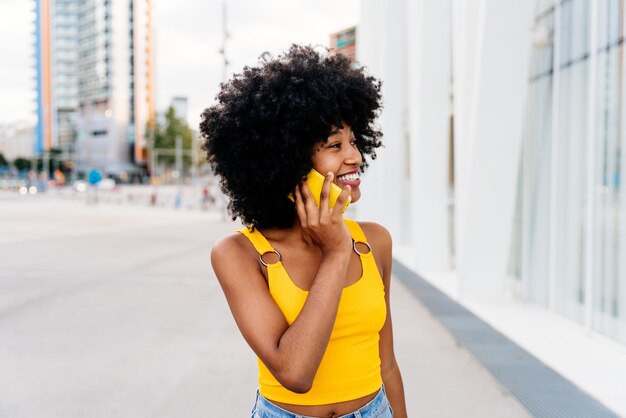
[153,106,194,169]
[13,157,31,172]
[0,152,7,167]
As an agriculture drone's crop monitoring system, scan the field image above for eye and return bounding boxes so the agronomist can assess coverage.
[329,142,342,149]
[350,138,358,146]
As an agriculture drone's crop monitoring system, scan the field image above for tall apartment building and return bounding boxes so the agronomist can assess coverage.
[170,96,188,123]
[34,0,155,174]
[34,0,79,158]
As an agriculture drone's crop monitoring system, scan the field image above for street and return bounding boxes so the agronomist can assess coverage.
[0,192,529,417]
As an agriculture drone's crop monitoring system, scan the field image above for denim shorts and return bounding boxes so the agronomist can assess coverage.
[251,385,393,418]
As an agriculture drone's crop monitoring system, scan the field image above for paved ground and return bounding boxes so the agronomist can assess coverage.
[0,191,530,417]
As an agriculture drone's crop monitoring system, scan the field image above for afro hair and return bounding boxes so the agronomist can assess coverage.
[199,44,383,229]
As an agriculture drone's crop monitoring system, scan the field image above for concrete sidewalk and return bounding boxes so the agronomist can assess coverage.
[0,193,529,417]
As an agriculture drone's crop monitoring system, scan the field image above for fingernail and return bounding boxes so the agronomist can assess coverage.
[327,172,333,178]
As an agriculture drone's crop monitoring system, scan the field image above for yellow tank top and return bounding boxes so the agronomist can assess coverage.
[237,219,386,405]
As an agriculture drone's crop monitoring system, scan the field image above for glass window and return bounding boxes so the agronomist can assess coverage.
[554,60,588,323]
[525,0,626,343]
[560,0,572,66]
[571,0,590,61]
[607,0,621,45]
[596,0,610,50]
[592,39,625,343]
[521,75,554,307]
[518,0,560,306]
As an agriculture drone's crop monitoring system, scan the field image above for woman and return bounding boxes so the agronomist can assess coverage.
[201,45,407,418]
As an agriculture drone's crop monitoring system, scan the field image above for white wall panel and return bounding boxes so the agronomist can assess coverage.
[455,0,533,300]
[406,0,451,272]
[356,0,407,246]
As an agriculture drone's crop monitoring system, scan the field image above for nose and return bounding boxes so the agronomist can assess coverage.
[344,144,362,166]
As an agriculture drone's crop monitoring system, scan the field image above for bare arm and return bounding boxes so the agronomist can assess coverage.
[362,222,408,417]
[212,173,352,393]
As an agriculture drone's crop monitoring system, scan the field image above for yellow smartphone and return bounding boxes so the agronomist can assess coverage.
[288,169,350,213]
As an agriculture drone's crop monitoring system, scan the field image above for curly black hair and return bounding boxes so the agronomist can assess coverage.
[199,44,383,229]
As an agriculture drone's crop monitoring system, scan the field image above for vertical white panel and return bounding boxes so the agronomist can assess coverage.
[356,0,407,246]
[584,0,598,329]
[406,0,451,272]
[355,0,386,225]
[548,0,561,311]
[456,0,534,300]
[451,0,483,270]
[620,0,626,342]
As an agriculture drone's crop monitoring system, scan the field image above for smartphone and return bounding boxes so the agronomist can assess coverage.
[288,169,350,213]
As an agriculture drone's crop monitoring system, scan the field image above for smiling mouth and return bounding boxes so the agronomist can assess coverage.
[335,172,361,189]
[336,172,359,182]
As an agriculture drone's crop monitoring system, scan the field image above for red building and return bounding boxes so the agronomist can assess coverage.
[329,26,356,62]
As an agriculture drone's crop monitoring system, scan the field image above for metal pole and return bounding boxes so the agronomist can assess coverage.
[43,151,50,189]
[192,132,199,208]
[31,155,37,187]
[217,1,229,219]
[175,135,182,208]
[150,135,156,182]
[72,138,79,182]
[219,1,229,83]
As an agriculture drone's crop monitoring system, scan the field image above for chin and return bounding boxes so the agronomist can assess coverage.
[350,190,361,203]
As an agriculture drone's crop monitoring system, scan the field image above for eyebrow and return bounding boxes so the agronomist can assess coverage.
[329,126,352,136]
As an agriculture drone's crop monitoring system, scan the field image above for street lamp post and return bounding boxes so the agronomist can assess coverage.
[175,135,182,208]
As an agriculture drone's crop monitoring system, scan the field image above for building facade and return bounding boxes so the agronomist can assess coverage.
[330,26,356,61]
[34,0,155,175]
[0,123,36,161]
[170,96,189,123]
[34,0,79,159]
[519,0,626,346]
[356,0,626,414]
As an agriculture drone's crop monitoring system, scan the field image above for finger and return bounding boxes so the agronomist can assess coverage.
[300,181,320,224]
[319,172,333,213]
[331,185,351,217]
[294,184,308,225]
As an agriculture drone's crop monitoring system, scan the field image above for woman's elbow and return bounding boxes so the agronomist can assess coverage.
[274,368,314,394]
[285,380,313,394]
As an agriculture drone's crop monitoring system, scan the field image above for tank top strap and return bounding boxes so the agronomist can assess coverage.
[344,219,368,244]
[236,226,276,255]
[239,221,368,252]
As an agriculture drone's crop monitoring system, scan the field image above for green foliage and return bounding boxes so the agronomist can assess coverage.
[0,152,8,167]
[13,157,31,172]
[11,148,68,175]
[153,106,194,168]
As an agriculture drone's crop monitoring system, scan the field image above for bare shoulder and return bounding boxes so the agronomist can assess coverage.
[357,221,392,252]
[211,231,251,258]
[356,221,392,280]
[211,231,261,286]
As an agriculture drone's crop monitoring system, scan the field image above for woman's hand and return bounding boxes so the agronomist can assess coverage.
[293,172,352,256]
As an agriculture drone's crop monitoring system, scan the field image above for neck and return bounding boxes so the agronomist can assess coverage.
[259,215,317,248]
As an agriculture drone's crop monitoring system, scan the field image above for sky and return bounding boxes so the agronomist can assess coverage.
[0,0,359,129]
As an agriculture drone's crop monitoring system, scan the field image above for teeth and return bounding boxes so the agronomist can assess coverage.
[338,173,359,182]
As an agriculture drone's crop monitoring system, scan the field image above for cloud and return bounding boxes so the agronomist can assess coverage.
[156,0,359,128]
[0,0,359,128]
[0,0,36,123]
